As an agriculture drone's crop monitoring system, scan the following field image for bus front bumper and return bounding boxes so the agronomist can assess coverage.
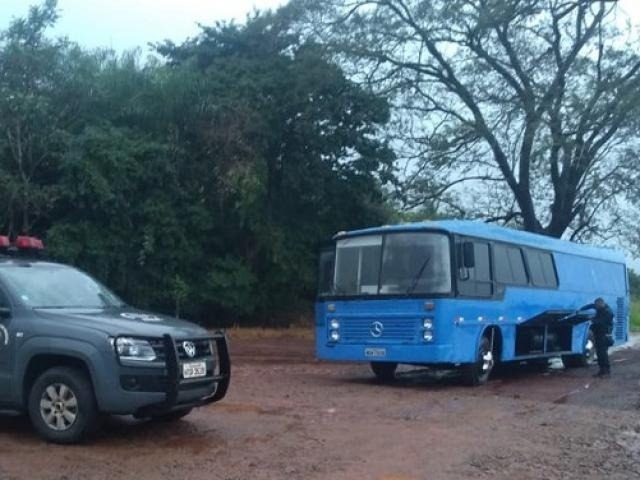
[316,342,467,365]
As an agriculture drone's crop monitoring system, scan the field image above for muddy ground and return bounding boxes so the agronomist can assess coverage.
[1,333,640,480]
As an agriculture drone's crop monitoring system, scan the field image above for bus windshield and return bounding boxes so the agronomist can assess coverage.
[331,232,451,296]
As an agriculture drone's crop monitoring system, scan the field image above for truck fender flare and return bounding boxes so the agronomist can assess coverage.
[14,336,104,407]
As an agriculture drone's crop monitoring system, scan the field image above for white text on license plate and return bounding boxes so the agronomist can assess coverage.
[183,361,206,379]
[364,347,386,358]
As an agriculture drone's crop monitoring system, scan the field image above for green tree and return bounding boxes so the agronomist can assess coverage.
[629,269,640,299]
[300,0,640,245]
[2,2,396,325]
[0,0,104,236]
[150,10,395,322]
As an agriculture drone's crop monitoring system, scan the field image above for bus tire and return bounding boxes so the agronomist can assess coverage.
[463,335,494,386]
[562,329,596,368]
[370,362,397,382]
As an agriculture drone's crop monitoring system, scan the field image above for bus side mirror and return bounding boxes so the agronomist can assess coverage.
[459,242,475,269]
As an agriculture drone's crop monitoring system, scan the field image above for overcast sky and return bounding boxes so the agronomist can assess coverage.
[1,0,637,51]
[0,0,289,52]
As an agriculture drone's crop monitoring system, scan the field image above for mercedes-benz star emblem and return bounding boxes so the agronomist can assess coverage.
[370,321,384,338]
[183,341,197,358]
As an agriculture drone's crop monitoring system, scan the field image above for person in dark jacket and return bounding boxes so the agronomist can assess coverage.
[580,297,614,377]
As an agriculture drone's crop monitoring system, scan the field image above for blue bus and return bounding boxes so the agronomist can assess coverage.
[315,220,630,385]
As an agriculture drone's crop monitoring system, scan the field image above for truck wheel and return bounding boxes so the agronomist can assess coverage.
[152,408,193,422]
[370,362,398,382]
[562,329,596,368]
[463,335,494,386]
[28,367,98,444]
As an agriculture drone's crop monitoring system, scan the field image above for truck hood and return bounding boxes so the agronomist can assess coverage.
[33,307,209,339]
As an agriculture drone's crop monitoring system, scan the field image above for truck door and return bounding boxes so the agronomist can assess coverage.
[0,287,15,402]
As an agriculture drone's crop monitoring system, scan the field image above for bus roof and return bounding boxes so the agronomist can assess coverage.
[336,219,626,264]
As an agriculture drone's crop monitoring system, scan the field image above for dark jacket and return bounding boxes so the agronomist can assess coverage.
[580,303,614,336]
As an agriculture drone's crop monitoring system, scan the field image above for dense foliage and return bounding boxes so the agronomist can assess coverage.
[0,1,394,324]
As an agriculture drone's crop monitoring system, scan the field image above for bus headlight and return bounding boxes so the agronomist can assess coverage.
[330,330,340,342]
[423,318,433,330]
[330,319,340,330]
[423,331,433,342]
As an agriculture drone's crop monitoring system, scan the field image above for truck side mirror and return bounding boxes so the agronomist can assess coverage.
[457,241,475,269]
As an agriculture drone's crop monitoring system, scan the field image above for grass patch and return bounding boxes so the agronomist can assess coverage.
[631,298,640,332]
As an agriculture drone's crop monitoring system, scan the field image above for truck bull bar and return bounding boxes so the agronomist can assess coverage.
[162,332,231,408]
[116,331,231,416]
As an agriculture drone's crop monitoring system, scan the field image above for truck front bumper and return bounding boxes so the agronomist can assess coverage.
[104,332,231,416]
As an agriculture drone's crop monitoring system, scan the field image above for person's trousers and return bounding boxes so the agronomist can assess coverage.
[594,332,610,372]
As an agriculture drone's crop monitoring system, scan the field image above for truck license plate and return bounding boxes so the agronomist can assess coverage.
[183,361,207,379]
[364,347,386,358]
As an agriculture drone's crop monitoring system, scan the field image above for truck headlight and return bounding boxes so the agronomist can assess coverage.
[115,337,157,362]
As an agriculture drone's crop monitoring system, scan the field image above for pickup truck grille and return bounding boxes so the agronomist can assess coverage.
[149,338,212,361]
[175,339,212,360]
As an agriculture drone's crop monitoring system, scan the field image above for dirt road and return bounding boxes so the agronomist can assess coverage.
[1,333,640,480]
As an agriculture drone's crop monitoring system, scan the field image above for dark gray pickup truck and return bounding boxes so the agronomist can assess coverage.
[0,236,230,443]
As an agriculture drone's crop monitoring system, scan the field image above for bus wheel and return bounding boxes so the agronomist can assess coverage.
[463,335,494,386]
[370,362,398,382]
[562,329,596,368]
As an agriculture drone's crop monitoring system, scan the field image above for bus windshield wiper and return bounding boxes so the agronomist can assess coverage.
[406,255,431,295]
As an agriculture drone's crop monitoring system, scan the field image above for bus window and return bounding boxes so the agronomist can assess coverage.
[334,235,382,295]
[332,233,451,296]
[526,249,558,288]
[379,233,451,295]
[494,244,528,285]
[458,241,492,297]
[318,248,335,296]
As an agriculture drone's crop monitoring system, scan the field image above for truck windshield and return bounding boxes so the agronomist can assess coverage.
[0,264,125,309]
[332,232,451,296]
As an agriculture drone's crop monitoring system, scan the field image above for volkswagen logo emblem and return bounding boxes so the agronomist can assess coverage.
[370,321,384,338]
[183,341,197,358]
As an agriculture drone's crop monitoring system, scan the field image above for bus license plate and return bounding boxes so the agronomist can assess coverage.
[364,347,386,358]
[183,361,207,379]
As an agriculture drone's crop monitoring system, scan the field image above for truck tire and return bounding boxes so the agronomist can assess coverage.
[151,408,193,422]
[27,367,98,444]
[562,329,596,368]
[462,335,494,386]
[370,362,398,382]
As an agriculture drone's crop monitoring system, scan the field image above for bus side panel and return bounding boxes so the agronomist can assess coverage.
[554,252,629,345]
[315,253,628,365]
